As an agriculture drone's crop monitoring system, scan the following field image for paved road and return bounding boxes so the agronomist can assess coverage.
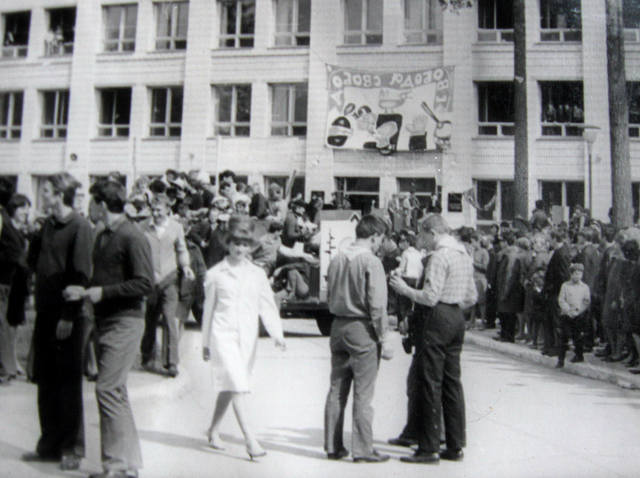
[2,319,640,478]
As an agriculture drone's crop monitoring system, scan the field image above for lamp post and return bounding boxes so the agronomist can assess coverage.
[582,125,600,213]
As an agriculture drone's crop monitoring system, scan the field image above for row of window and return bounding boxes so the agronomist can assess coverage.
[478,81,640,138]
[3,0,640,60]
[4,80,639,141]
[0,84,308,140]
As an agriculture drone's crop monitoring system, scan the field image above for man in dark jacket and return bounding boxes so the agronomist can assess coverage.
[542,230,572,356]
[22,173,93,471]
[82,179,154,478]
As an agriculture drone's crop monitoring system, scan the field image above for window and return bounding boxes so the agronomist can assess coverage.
[624,0,640,42]
[633,182,640,222]
[335,177,379,214]
[149,87,183,137]
[0,92,23,139]
[540,81,584,136]
[103,4,137,52]
[264,175,305,199]
[477,0,513,42]
[41,90,69,138]
[219,0,255,48]
[45,8,76,56]
[629,82,640,138]
[271,83,307,136]
[477,82,514,136]
[403,0,441,44]
[155,1,188,50]
[540,180,583,219]
[397,177,438,209]
[2,11,30,58]
[474,179,514,222]
[344,0,383,45]
[213,85,251,136]
[540,0,581,42]
[98,88,132,137]
[274,0,310,46]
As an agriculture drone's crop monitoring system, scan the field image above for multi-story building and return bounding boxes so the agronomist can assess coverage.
[1,0,639,226]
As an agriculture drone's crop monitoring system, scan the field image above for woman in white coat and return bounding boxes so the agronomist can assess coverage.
[202,215,286,459]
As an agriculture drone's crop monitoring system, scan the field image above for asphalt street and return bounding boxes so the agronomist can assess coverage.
[2,319,640,478]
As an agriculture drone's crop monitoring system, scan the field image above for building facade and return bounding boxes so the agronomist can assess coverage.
[1,0,640,226]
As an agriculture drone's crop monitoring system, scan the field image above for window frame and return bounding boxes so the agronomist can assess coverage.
[44,7,76,57]
[270,83,307,137]
[539,180,584,220]
[539,0,582,42]
[264,175,306,199]
[624,0,640,42]
[103,4,137,53]
[334,176,380,212]
[219,0,256,48]
[154,1,189,51]
[539,81,584,137]
[149,86,183,138]
[403,0,442,45]
[0,91,23,140]
[1,11,30,58]
[477,81,515,137]
[97,87,132,138]
[396,177,437,209]
[629,81,640,138]
[274,0,311,46]
[40,90,69,139]
[213,84,252,137]
[474,179,514,223]
[343,0,383,46]
[477,0,513,42]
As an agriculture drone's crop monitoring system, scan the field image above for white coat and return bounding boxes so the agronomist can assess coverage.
[201,257,284,392]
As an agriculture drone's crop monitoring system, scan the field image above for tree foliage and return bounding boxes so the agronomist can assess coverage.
[439,0,473,11]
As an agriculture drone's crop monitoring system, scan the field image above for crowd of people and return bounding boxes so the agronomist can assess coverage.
[2,167,640,475]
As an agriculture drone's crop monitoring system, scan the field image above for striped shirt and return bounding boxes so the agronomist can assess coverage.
[405,235,477,309]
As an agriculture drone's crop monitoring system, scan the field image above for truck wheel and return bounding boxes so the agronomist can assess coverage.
[316,316,333,337]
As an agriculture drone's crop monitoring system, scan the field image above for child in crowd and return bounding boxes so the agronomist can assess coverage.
[556,262,591,368]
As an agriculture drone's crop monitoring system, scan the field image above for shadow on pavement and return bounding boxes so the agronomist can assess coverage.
[0,438,81,478]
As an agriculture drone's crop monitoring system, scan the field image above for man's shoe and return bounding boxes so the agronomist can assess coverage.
[353,450,389,463]
[439,448,464,461]
[388,436,417,447]
[89,470,129,478]
[570,355,584,363]
[628,367,640,375]
[21,451,59,463]
[327,448,349,460]
[60,454,81,470]
[166,365,178,377]
[400,450,440,464]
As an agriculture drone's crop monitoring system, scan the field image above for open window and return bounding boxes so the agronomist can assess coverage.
[477,81,514,136]
[274,0,310,46]
[343,0,383,45]
[2,11,30,58]
[540,81,584,137]
[219,0,255,48]
[45,7,76,56]
[477,0,513,42]
[539,0,581,42]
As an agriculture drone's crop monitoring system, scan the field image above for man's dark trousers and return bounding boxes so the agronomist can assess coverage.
[141,273,179,367]
[96,315,145,473]
[416,303,466,454]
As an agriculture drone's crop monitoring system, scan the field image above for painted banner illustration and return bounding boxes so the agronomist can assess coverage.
[325,65,455,155]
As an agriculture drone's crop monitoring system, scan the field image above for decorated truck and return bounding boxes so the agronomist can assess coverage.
[278,210,361,336]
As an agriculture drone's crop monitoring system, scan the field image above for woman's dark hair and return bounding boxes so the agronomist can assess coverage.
[149,179,167,194]
[89,179,126,213]
[6,193,31,217]
[355,214,388,239]
[622,239,640,262]
[397,229,416,247]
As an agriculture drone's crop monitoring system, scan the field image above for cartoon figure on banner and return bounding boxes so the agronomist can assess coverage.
[405,115,429,152]
[421,101,452,151]
[364,88,410,155]
[326,103,356,147]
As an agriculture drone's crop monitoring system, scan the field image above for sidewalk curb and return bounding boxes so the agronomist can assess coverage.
[465,330,640,391]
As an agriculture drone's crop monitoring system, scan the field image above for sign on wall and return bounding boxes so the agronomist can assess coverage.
[325,65,455,155]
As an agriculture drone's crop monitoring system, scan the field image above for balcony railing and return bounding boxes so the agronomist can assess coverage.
[44,40,74,56]
[403,29,442,45]
[478,122,515,136]
[98,124,130,137]
[625,28,640,43]
[477,28,513,43]
[541,122,584,137]
[540,28,581,42]
[1,45,28,58]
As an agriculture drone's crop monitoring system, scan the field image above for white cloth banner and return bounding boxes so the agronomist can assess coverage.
[325,65,455,154]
